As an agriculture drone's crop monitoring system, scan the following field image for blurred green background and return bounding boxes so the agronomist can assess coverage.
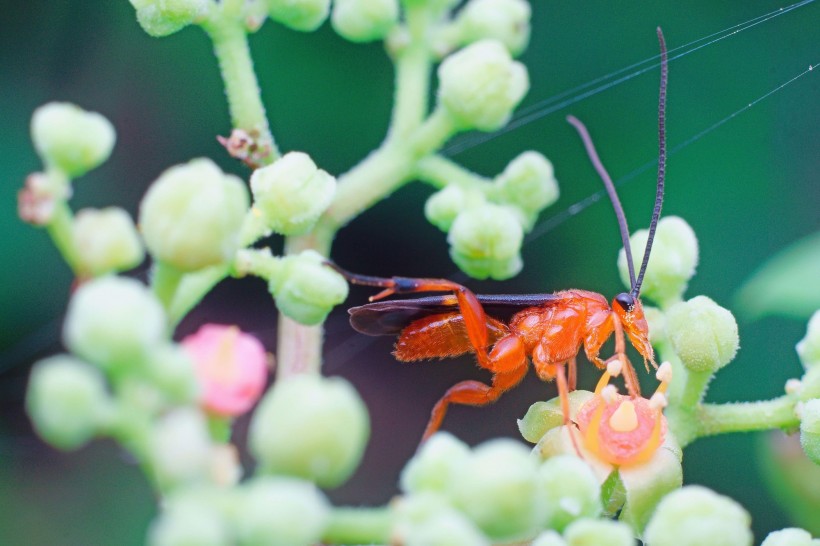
[1,1,819,544]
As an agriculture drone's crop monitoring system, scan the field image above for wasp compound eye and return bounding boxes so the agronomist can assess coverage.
[615,292,635,312]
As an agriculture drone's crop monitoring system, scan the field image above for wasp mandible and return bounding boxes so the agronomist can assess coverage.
[330,28,669,443]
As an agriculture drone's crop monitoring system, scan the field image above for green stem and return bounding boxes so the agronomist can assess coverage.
[415,154,491,189]
[679,368,713,408]
[167,264,232,327]
[389,6,432,138]
[321,507,392,545]
[152,262,185,311]
[203,16,279,164]
[696,397,800,439]
[46,200,81,276]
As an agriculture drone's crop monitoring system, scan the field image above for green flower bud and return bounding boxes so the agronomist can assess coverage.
[26,355,111,450]
[31,102,115,177]
[800,367,820,401]
[400,0,459,12]
[400,432,471,493]
[457,0,531,56]
[643,485,753,546]
[563,518,635,546]
[425,185,468,232]
[448,439,544,541]
[148,489,230,546]
[250,151,336,236]
[437,39,529,131]
[130,0,209,37]
[145,345,199,404]
[266,0,330,31]
[665,296,739,373]
[73,207,144,277]
[64,276,167,373]
[761,528,816,546]
[618,216,699,306]
[149,408,212,489]
[519,391,595,443]
[618,442,683,534]
[249,375,369,488]
[405,511,490,546]
[268,250,349,325]
[448,203,523,280]
[797,310,820,369]
[533,531,568,546]
[140,158,249,272]
[331,0,399,42]
[800,399,820,465]
[493,151,558,228]
[235,477,330,546]
[538,455,601,531]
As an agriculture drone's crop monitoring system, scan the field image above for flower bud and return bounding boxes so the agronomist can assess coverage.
[31,102,115,177]
[643,485,753,546]
[493,151,558,227]
[140,158,249,272]
[448,439,544,541]
[761,528,816,546]
[448,203,523,280]
[331,0,399,42]
[26,355,111,450]
[73,207,144,277]
[800,367,820,401]
[797,310,820,369]
[249,375,369,488]
[425,185,469,232]
[145,345,199,404]
[268,250,349,325]
[563,518,635,546]
[665,296,739,374]
[130,0,209,37]
[400,432,471,493]
[394,493,491,546]
[148,489,230,546]
[532,531,567,546]
[149,408,212,489]
[518,391,594,443]
[64,276,167,373]
[250,152,336,236]
[618,216,699,306]
[437,40,528,131]
[456,0,531,56]
[181,324,268,417]
[235,477,330,546]
[538,455,601,531]
[800,399,820,465]
[266,0,330,31]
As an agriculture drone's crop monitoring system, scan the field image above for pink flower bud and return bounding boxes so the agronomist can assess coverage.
[182,324,269,417]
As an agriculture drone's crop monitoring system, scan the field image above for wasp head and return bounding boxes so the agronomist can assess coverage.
[612,292,655,368]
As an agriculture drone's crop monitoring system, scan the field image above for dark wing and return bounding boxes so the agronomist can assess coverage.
[349,293,560,336]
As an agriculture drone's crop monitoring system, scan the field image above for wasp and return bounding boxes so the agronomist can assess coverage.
[330,28,669,443]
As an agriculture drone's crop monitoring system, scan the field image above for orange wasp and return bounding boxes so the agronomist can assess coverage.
[330,28,669,442]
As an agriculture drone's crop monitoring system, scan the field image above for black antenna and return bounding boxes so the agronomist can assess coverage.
[633,27,668,298]
[567,115,637,291]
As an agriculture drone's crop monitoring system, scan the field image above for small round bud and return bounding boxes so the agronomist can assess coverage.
[268,250,349,325]
[149,408,212,489]
[800,399,820,465]
[181,324,268,417]
[448,439,543,541]
[532,531,568,546]
[425,185,468,233]
[448,203,523,280]
[26,355,110,450]
[457,0,531,56]
[250,152,336,236]
[249,375,369,488]
[130,0,209,37]
[797,310,820,369]
[518,391,595,444]
[761,528,816,546]
[148,490,230,546]
[31,102,115,177]
[643,485,752,546]
[64,276,167,373]
[266,0,330,31]
[493,151,558,227]
[73,207,144,277]
[331,0,399,42]
[145,345,199,404]
[618,216,699,306]
[395,492,491,546]
[235,477,330,546]
[665,296,739,374]
[437,39,529,131]
[140,158,249,272]
[400,432,471,493]
[563,518,635,546]
[538,455,601,531]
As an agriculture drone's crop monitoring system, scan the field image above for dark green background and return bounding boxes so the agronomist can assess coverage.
[1,1,818,544]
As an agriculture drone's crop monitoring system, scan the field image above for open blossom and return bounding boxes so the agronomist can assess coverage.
[182,324,269,417]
